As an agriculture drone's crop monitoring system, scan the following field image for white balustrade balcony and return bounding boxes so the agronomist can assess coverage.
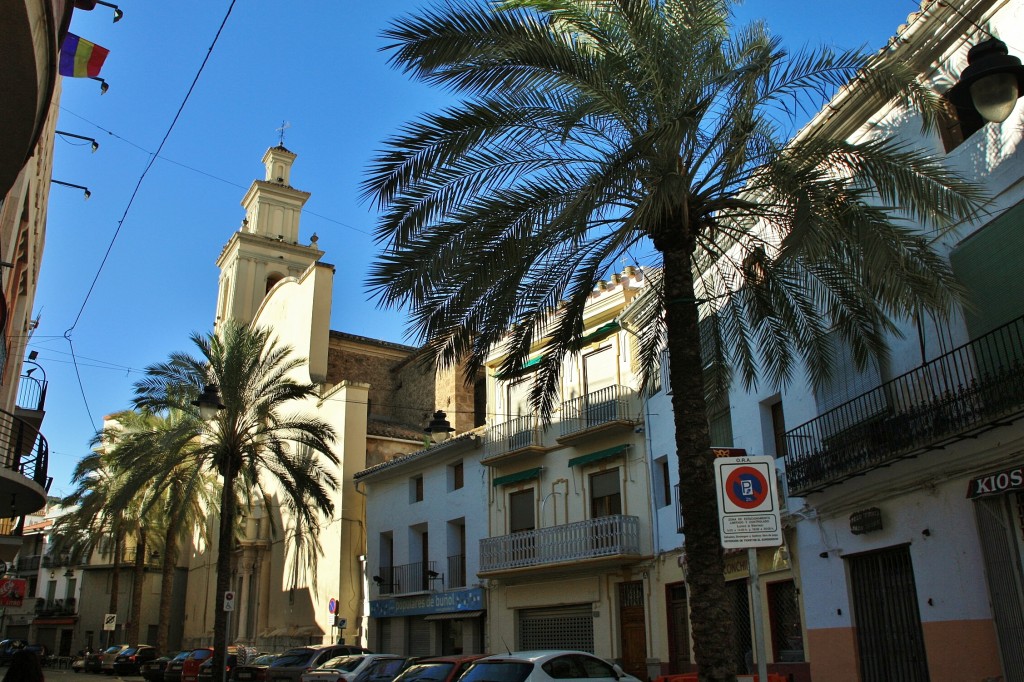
[479,514,641,573]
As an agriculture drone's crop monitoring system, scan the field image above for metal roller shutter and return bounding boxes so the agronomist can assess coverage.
[518,605,594,652]
[407,617,433,656]
[975,494,1024,682]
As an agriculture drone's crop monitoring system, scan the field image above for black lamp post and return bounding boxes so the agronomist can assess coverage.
[948,38,1024,123]
[424,410,455,443]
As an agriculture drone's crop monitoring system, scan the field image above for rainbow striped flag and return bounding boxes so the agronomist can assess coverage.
[59,33,109,78]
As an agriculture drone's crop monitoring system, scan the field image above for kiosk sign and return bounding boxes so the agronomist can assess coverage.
[714,455,783,548]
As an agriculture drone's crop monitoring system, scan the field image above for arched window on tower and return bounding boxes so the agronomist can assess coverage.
[265,273,284,295]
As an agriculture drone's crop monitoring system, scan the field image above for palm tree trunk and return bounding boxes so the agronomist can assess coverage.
[661,241,737,682]
[127,532,146,643]
[156,513,183,652]
[109,534,122,646]
[213,464,237,677]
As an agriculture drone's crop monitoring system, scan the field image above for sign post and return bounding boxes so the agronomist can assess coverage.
[714,455,782,682]
[222,592,235,682]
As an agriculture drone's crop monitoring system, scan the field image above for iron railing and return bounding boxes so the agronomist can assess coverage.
[41,553,70,568]
[374,560,438,595]
[0,406,48,490]
[13,555,41,572]
[559,385,636,438]
[484,415,545,461]
[16,374,46,412]
[785,315,1024,495]
[35,597,77,616]
[479,514,641,572]
[447,553,466,588]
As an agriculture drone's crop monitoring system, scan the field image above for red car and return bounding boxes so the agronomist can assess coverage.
[182,648,214,682]
[391,655,487,682]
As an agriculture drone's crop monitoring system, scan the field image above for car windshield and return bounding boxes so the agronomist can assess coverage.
[173,651,191,661]
[272,649,314,667]
[319,656,363,671]
[120,648,138,656]
[104,646,123,655]
[192,650,213,661]
[395,662,455,682]
[252,654,277,665]
[459,662,533,682]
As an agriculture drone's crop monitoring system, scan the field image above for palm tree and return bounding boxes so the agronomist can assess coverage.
[363,1,985,678]
[132,320,341,676]
[99,409,216,652]
[52,447,134,646]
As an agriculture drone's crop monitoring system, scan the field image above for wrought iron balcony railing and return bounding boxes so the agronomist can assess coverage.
[373,560,438,596]
[558,385,637,441]
[0,406,49,512]
[16,374,47,413]
[483,415,546,463]
[447,553,467,588]
[13,554,41,572]
[34,597,77,616]
[674,483,684,533]
[479,514,641,572]
[785,315,1024,495]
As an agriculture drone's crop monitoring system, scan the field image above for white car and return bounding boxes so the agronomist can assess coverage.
[458,651,643,682]
[301,654,404,682]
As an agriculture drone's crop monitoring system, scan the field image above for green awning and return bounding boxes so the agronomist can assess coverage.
[493,355,543,379]
[574,321,621,348]
[493,467,542,487]
[568,444,630,468]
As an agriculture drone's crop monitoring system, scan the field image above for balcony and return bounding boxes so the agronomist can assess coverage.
[785,315,1024,496]
[557,385,638,444]
[479,514,641,574]
[447,553,467,589]
[0,406,49,518]
[13,554,41,573]
[34,597,77,617]
[373,560,438,596]
[483,416,548,464]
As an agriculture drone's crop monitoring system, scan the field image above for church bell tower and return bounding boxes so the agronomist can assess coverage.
[214,146,323,328]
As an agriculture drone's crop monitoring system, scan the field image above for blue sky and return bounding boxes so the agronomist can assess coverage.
[38,0,921,495]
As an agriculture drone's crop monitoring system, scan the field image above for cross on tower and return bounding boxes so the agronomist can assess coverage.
[276,120,291,146]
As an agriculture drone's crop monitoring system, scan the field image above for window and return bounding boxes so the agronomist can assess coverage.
[509,489,535,533]
[768,580,805,662]
[771,401,786,459]
[449,461,464,491]
[411,475,424,503]
[654,457,671,508]
[590,469,622,518]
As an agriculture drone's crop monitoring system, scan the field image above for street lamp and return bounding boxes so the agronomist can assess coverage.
[192,384,225,420]
[424,410,454,443]
[948,38,1024,123]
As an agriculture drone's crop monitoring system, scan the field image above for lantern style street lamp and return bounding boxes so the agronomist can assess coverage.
[425,410,455,443]
[948,38,1024,123]
[192,384,225,420]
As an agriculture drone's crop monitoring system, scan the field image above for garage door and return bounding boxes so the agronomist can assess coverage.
[518,605,594,652]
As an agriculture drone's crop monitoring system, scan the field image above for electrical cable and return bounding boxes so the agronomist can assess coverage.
[60,0,239,432]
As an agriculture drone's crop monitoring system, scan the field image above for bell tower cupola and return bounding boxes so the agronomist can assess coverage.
[214,145,324,328]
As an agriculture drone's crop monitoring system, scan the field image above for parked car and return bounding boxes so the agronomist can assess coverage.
[0,639,28,665]
[84,650,105,674]
[234,653,279,682]
[301,654,406,682]
[101,644,132,675]
[268,645,372,682]
[143,654,180,682]
[458,652,642,682]
[350,657,418,682]
[391,655,487,682]
[72,652,89,674]
[182,648,215,682]
[197,652,238,682]
[114,645,162,676]
[165,650,195,682]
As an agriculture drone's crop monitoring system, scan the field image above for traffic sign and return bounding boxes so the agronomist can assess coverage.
[714,455,783,548]
[223,591,235,612]
[329,598,337,614]
[103,613,116,631]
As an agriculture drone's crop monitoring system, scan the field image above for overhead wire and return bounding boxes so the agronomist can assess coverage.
[61,0,239,432]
